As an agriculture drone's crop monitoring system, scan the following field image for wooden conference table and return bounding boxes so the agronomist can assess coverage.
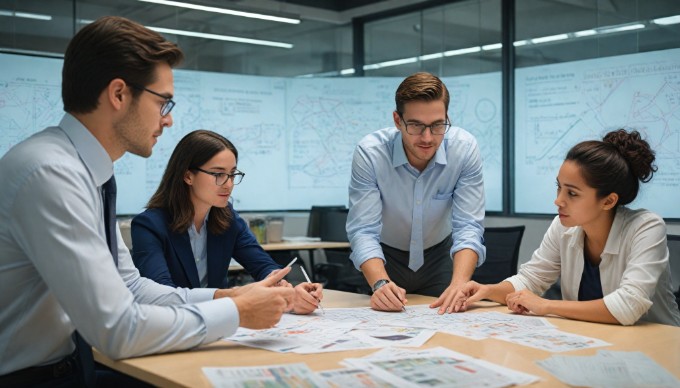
[95,290,680,387]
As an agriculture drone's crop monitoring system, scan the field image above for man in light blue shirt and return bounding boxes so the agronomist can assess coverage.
[0,16,293,386]
[347,72,485,313]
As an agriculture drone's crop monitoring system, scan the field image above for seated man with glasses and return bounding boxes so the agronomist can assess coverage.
[131,130,323,315]
[347,72,486,314]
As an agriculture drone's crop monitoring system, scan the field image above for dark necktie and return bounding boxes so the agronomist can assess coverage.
[73,176,118,387]
[102,176,118,265]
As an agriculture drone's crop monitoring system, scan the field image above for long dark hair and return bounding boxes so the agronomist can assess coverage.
[147,130,239,234]
[566,129,657,207]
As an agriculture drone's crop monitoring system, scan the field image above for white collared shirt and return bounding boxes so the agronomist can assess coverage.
[506,207,680,326]
[0,114,238,374]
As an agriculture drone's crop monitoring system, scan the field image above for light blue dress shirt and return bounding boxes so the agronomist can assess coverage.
[0,114,238,374]
[347,126,486,270]
[188,213,210,288]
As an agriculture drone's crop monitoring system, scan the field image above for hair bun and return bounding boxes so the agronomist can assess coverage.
[603,129,657,183]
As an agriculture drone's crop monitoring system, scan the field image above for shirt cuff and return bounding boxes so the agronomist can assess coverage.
[187,288,219,304]
[194,297,240,342]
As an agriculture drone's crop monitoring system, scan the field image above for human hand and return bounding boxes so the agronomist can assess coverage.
[291,283,324,314]
[505,289,546,316]
[429,281,477,314]
[446,281,490,313]
[232,267,295,329]
[370,281,407,312]
[267,268,293,288]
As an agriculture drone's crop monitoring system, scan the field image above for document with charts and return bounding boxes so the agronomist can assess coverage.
[225,305,609,353]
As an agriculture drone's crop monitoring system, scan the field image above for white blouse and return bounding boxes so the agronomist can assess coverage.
[506,207,680,326]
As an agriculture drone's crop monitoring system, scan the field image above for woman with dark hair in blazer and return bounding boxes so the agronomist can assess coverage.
[132,129,322,314]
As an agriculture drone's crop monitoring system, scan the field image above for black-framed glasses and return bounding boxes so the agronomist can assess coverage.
[127,82,175,117]
[398,113,451,136]
[193,167,245,185]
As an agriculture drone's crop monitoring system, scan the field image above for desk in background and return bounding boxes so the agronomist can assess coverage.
[95,290,680,387]
[261,241,351,281]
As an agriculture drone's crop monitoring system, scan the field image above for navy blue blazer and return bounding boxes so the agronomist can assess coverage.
[131,206,281,289]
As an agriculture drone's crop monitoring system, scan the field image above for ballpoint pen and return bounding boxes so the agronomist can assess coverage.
[299,265,325,315]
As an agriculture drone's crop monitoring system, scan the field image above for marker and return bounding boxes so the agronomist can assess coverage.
[299,265,325,315]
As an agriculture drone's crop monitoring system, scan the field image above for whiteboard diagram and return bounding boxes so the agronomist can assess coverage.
[515,48,680,217]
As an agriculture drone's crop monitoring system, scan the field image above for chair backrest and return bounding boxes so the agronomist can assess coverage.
[307,205,349,242]
[668,234,680,294]
[472,226,525,284]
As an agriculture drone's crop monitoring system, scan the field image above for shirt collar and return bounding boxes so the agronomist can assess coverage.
[189,211,210,236]
[59,113,113,187]
[391,130,449,169]
[602,207,626,256]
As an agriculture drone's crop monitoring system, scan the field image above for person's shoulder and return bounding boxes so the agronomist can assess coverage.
[2,127,75,171]
[620,207,665,232]
[444,126,478,146]
[357,127,399,149]
[132,207,170,227]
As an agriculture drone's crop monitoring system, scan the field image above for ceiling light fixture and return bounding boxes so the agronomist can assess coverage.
[148,26,293,48]
[0,9,52,21]
[652,15,680,25]
[598,23,645,34]
[139,0,300,24]
[531,33,568,44]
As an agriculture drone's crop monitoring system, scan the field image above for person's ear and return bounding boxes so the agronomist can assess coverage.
[184,170,193,186]
[393,111,402,128]
[602,193,619,210]
[107,78,128,111]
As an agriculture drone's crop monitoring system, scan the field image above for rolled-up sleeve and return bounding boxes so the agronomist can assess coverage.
[347,146,385,270]
[602,216,666,326]
[449,139,486,265]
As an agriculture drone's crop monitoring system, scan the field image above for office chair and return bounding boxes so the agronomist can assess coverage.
[309,206,371,295]
[667,234,680,309]
[472,226,526,284]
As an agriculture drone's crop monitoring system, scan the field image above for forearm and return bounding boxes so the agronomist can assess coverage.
[485,281,516,304]
[543,299,620,324]
[451,249,477,284]
[359,258,389,286]
[214,288,237,299]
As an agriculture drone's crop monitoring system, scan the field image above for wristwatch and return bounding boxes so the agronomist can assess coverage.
[372,279,390,293]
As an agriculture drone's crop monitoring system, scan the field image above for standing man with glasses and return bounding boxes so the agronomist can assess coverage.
[0,16,293,387]
[347,72,486,314]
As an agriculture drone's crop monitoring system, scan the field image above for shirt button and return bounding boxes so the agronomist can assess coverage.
[416,200,421,205]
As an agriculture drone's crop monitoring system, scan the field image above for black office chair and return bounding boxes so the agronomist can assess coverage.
[310,206,371,295]
[472,226,525,284]
[667,234,680,310]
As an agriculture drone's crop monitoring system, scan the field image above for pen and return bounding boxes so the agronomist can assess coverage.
[284,257,298,268]
[299,265,325,315]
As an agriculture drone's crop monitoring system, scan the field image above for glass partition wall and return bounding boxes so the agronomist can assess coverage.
[1,0,679,216]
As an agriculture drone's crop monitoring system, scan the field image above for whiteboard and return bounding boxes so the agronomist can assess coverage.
[515,48,680,218]
[0,53,502,214]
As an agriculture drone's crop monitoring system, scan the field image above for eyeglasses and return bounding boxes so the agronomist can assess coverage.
[127,82,176,117]
[193,167,245,185]
[398,113,451,136]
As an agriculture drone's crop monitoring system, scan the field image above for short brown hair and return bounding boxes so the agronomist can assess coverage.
[62,16,184,114]
[395,72,450,114]
[147,130,238,234]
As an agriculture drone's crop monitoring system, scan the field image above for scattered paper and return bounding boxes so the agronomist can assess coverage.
[537,350,680,387]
